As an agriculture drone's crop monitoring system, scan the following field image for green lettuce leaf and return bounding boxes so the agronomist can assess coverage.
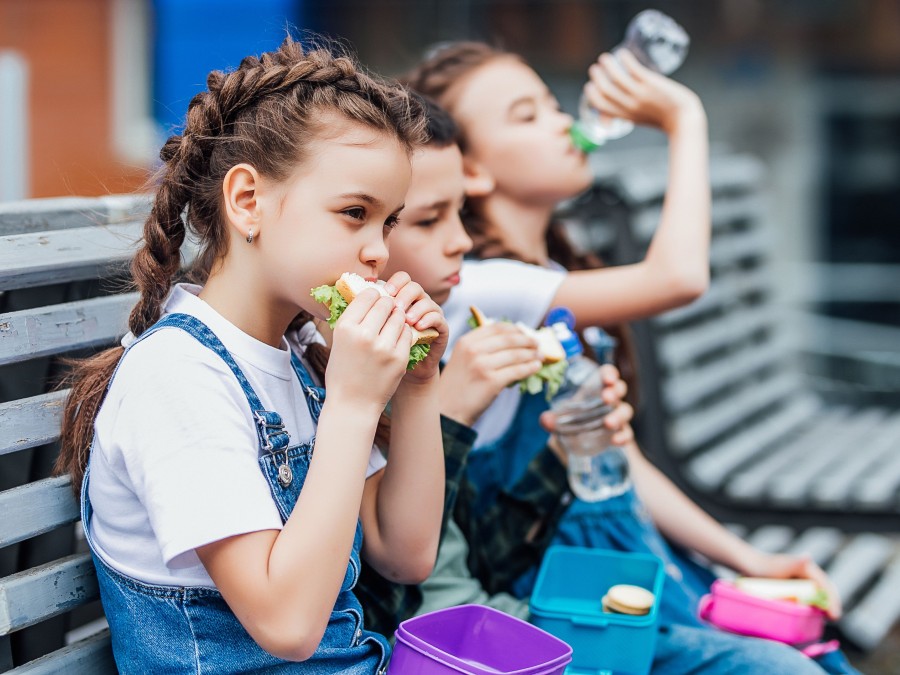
[807,588,830,612]
[407,343,431,371]
[310,284,348,328]
[311,283,431,371]
[519,359,568,400]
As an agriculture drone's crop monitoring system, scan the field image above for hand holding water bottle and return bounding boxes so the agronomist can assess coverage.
[583,49,703,137]
[543,309,634,501]
[571,9,704,151]
[539,364,634,461]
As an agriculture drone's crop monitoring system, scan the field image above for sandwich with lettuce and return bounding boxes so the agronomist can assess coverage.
[469,305,568,398]
[734,577,830,611]
[311,273,438,370]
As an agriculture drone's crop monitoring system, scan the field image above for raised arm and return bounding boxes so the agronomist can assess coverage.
[553,50,710,329]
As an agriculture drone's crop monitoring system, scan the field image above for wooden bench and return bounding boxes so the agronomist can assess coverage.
[0,195,150,672]
[565,149,900,651]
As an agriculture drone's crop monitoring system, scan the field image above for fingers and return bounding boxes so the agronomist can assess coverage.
[802,559,843,620]
[465,322,539,353]
[336,287,383,324]
[539,411,557,433]
[493,358,544,388]
[382,270,411,298]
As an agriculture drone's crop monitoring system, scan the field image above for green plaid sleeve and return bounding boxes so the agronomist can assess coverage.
[455,446,571,595]
[356,414,476,638]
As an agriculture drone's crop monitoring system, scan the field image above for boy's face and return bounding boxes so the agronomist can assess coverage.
[383,143,472,305]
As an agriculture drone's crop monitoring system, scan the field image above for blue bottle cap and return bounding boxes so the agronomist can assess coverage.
[544,306,576,330]
[545,307,582,359]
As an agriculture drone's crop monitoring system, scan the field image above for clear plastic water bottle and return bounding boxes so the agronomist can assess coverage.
[570,9,690,152]
[545,308,630,502]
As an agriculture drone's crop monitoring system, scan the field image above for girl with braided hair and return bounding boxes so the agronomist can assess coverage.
[55,37,448,673]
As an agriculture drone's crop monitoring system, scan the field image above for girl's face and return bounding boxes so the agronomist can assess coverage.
[383,143,472,305]
[450,56,594,205]
[258,116,412,320]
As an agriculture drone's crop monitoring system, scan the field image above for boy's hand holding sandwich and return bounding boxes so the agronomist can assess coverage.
[439,322,544,427]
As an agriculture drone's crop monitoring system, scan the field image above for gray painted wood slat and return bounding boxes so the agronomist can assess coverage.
[810,411,900,507]
[0,476,78,548]
[0,223,141,291]
[662,336,789,414]
[670,371,803,452]
[724,406,853,501]
[767,408,890,506]
[839,552,900,651]
[8,629,114,675]
[743,525,795,553]
[0,195,150,236]
[0,553,98,635]
[654,264,772,329]
[852,446,900,508]
[686,396,819,487]
[632,193,766,243]
[825,534,895,605]
[658,303,773,371]
[0,391,67,456]
[781,527,844,567]
[0,294,135,367]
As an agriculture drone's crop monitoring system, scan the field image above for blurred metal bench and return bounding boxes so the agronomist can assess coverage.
[0,195,151,673]
[567,149,900,651]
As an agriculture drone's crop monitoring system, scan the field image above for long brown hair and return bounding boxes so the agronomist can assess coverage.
[57,37,426,491]
[404,42,638,395]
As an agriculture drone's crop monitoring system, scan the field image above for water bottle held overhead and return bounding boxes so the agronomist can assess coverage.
[570,9,690,152]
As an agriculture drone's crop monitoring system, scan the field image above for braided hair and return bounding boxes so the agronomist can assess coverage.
[57,37,426,491]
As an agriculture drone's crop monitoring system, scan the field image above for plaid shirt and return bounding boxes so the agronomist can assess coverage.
[356,415,571,637]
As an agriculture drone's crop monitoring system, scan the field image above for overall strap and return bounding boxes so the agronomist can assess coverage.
[290,351,326,423]
[134,313,291,453]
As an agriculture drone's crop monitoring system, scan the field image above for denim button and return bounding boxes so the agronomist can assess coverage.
[354,627,362,645]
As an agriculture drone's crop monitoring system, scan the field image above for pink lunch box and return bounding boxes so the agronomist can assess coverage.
[698,579,826,645]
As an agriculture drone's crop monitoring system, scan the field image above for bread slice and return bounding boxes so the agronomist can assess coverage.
[335,273,438,346]
[734,578,821,603]
[515,323,566,364]
[469,305,565,364]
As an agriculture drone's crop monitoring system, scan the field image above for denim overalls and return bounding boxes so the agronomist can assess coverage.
[465,391,857,675]
[81,313,389,674]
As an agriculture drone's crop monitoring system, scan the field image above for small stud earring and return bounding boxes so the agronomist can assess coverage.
[246,228,254,244]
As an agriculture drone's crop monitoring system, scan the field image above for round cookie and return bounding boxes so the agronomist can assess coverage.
[603,584,655,615]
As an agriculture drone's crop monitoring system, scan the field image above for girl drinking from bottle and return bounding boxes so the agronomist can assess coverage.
[55,37,447,674]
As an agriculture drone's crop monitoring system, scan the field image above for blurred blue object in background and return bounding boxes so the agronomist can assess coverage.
[152,0,300,133]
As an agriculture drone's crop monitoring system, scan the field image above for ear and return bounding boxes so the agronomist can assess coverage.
[462,156,495,197]
[222,163,262,241]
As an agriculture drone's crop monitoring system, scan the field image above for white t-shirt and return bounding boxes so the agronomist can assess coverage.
[88,284,386,587]
[442,258,566,448]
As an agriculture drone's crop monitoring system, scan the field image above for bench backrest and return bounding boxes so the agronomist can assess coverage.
[0,195,151,673]
[570,150,898,528]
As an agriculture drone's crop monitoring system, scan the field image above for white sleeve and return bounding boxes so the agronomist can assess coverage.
[105,336,284,568]
[367,445,386,477]
[442,258,567,352]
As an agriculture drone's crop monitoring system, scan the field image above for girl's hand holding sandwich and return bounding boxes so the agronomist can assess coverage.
[738,551,842,620]
[327,284,412,411]
[386,271,449,385]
